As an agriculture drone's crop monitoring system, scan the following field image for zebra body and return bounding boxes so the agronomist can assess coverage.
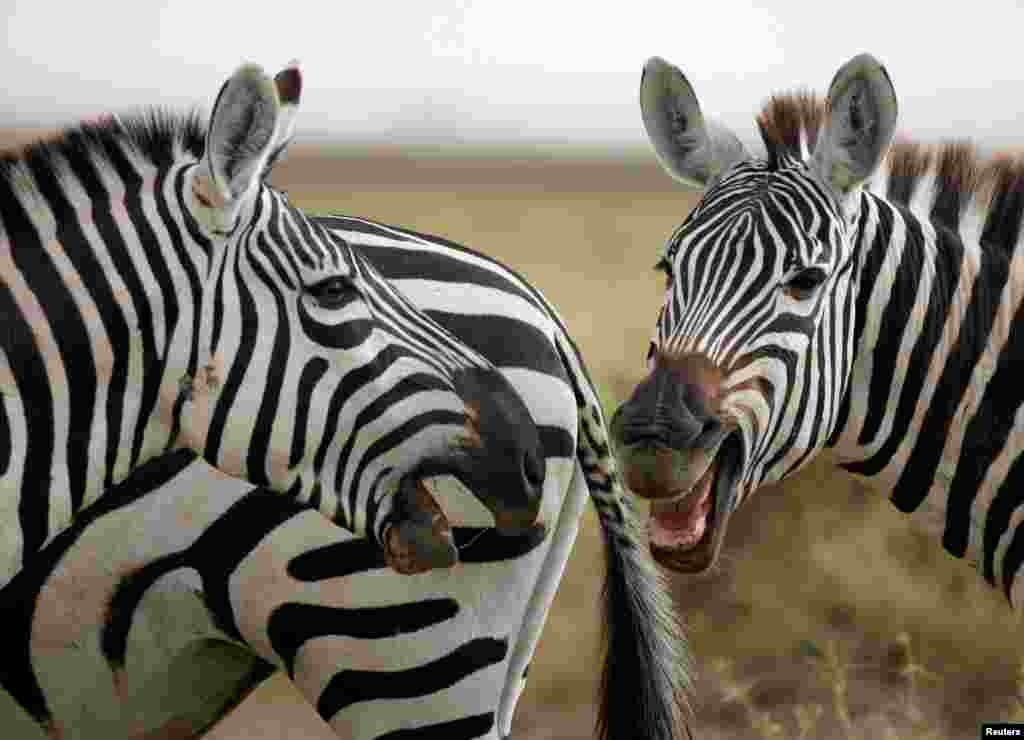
[611,53,1024,605]
[1,217,691,739]
[0,62,545,587]
[1,450,556,740]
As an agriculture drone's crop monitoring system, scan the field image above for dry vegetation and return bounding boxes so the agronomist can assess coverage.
[4,131,1022,738]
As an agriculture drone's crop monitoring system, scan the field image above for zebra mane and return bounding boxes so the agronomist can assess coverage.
[757,91,1024,252]
[0,110,206,196]
[755,90,823,168]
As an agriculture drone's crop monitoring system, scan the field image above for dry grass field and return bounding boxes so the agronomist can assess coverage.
[4,131,1023,739]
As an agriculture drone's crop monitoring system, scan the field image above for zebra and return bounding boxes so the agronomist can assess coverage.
[611,51,1024,606]
[0,60,548,587]
[0,213,692,740]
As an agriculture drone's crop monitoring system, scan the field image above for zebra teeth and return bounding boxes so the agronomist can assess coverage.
[647,432,744,574]
[648,460,717,551]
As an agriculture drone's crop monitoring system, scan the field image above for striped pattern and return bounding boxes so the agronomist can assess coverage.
[653,157,853,493]
[1,217,692,739]
[830,138,1024,604]
[1,450,544,740]
[0,64,535,589]
[635,54,1024,607]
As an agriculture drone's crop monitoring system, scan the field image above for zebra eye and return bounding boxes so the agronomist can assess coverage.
[308,276,358,309]
[784,267,828,300]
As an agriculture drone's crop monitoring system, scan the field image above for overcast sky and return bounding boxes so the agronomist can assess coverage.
[4,1,1022,151]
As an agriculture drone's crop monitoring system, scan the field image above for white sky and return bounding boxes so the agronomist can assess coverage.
[4,0,1023,150]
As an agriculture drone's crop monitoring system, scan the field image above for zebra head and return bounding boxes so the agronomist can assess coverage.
[176,63,545,540]
[610,54,898,573]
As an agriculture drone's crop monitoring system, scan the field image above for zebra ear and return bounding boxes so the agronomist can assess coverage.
[264,61,303,173]
[811,53,898,197]
[200,62,293,207]
[640,56,747,189]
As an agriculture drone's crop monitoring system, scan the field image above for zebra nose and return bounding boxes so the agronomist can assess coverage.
[450,367,546,533]
[611,357,721,452]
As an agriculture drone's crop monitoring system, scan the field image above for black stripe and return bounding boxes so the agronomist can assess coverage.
[278,205,319,270]
[982,454,1024,586]
[329,374,453,495]
[103,551,191,669]
[886,227,1011,513]
[18,151,97,515]
[342,409,465,522]
[830,198,888,447]
[267,599,459,677]
[942,300,1024,557]
[63,148,151,490]
[290,358,329,468]
[257,201,298,290]
[311,344,432,475]
[856,208,926,447]
[210,242,230,356]
[25,153,112,507]
[377,713,494,740]
[297,300,374,350]
[356,266,460,375]
[245,237,292,487]
[289,203,331,268]
[0,197,56,559]
[346,240,544,315]
[174,164,215,262]
[1001,522,1024,603]
[98,135,180,471]
[103,487,301,668]
[287,538,387,581]
[537,425,575,461]
[161,167,206,452]
[0,393,10,477]
[317,637,508,720]
[204,209,262,466]
[1,448,197,724]
[845,218,964,476]
[424,312,563,377]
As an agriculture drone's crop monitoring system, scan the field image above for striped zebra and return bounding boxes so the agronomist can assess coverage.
[0,215,692,739]
[0,60,548,586]
[611,52,1024,605]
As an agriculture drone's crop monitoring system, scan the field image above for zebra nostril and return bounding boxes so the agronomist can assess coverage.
[522,448,545,492]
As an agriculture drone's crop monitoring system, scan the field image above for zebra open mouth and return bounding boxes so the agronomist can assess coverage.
[647,434,743,574]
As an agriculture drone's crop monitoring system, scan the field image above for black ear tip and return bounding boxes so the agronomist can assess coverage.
[274,67,302,105]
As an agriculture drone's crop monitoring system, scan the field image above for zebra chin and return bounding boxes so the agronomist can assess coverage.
[617,433,744,574]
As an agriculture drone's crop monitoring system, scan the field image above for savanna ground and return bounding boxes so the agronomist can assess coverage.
[5,131,1022,738]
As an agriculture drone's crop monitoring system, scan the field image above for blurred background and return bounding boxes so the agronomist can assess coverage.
[4,2,1024,737]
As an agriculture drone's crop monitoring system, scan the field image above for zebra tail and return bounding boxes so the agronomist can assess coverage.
[595,493,694,740]
[548,324,693,738]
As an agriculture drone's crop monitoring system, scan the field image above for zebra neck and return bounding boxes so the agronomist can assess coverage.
[0,156,210,574]
[827,191,1023,554]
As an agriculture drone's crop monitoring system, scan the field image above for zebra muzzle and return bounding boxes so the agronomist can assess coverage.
[382,476,458,575]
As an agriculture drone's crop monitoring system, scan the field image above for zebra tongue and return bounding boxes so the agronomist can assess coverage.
[649,477,712,550]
